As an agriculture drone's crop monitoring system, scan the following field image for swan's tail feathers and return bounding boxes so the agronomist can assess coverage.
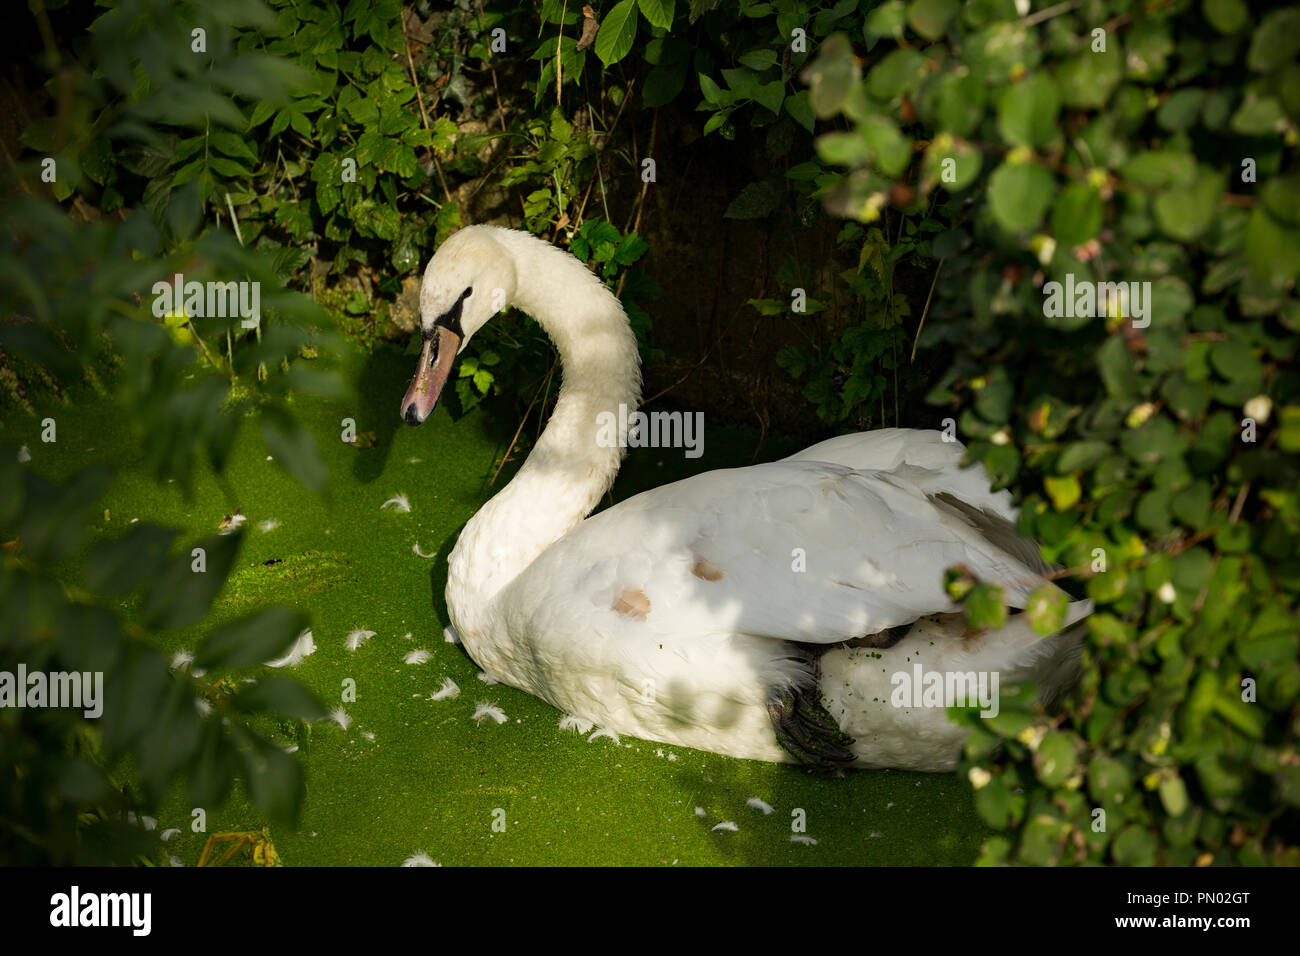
[1011,598,1092,710]
[767,655,857,769]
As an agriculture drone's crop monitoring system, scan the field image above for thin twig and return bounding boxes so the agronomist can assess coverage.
[910,257,943,362]
[402,12,453,204]
[1023,0,1080,27]
[1229,481,1251,524]
[490,357,558,486]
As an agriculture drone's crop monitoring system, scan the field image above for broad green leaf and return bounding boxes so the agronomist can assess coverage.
[86,523,179,595]
[234,674,326,721]
[997,74,1059,148]
[987,161,1054,233]
[867,48,924,100]
[594,0,638,66]
[637,0,675,31]
[141,531,243,630]
[724,181,779,219]
[197,607,311,671]
[907,0,958,40]
[1050,183,1103,248]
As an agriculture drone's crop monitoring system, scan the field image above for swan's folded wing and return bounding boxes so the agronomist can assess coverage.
[518,458,1052,647]
[784,427,1019,522]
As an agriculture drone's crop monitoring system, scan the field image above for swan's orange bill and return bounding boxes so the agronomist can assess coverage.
[402,325,460,425]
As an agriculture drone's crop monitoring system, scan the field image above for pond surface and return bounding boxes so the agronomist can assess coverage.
[8,343,989,865]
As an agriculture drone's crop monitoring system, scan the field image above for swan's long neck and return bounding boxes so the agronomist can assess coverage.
[446,230,641,640]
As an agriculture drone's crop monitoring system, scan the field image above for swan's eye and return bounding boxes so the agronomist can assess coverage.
[461,287,473,300]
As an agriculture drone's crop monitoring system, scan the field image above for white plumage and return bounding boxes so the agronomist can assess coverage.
[402,226,1090,772]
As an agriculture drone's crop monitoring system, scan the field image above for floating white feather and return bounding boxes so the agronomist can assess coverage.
[402,851,441,867]
[477,672,500,685]
[345,628,377,651]
[746,797,774,815]
[329,706,351,730]
[412,542,436,558]
[381,493,411,513]
[711,821,739,832]
[266,629,315,668]
[789,835,818,845]
[429,677,461,701]
[473,701,507,725]
[404,648,432,665]
[588,727,620,745]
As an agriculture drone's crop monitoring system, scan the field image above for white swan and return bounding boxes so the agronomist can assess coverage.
[400,225,1089,772]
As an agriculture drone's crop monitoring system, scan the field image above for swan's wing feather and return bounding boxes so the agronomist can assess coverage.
[785,428,1019,522]
[515,457,1049,647]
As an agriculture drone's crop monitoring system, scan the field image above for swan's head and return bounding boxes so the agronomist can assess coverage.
[401,226,516,426]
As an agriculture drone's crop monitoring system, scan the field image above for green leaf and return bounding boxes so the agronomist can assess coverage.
[805,33,858,118]
[1113,825,1158,865]
[816,131,869,167]
[907,0,958,40]
[1057,441,1109,473]
[932,70,985,137]
[987,161,1054,233]
[754,79,785,115]
[784,90,814,133]
[867,48,924,100]
[1026,584,1069,635]
[997,74,1058,148]
[234,674,326,721]
[1261,174,1300,226]
[1043,475,1081,512]
[260,406,328,494]
[698,72,726,105]
[738,49,777,71]
[238,729,305,826]
[141,531,243,630]
[865,1,906,40]
[637,0,675,31]
[1247,8,1300,72]
[973,775,1023,829]
[1035,731,1078,786]
[965,581,1008,630]
[1245,207,1300,286]
[1050,183,1103,248]
[860,115,911,177]
[724,181,779,219]
[1203,0,1248,34]
[1210,338,1263,385]
[595,0,638,66]
[197,607,311,671]
[1156,88,1206,131]
[1154,170,1222,241]
[86,523,179,595]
